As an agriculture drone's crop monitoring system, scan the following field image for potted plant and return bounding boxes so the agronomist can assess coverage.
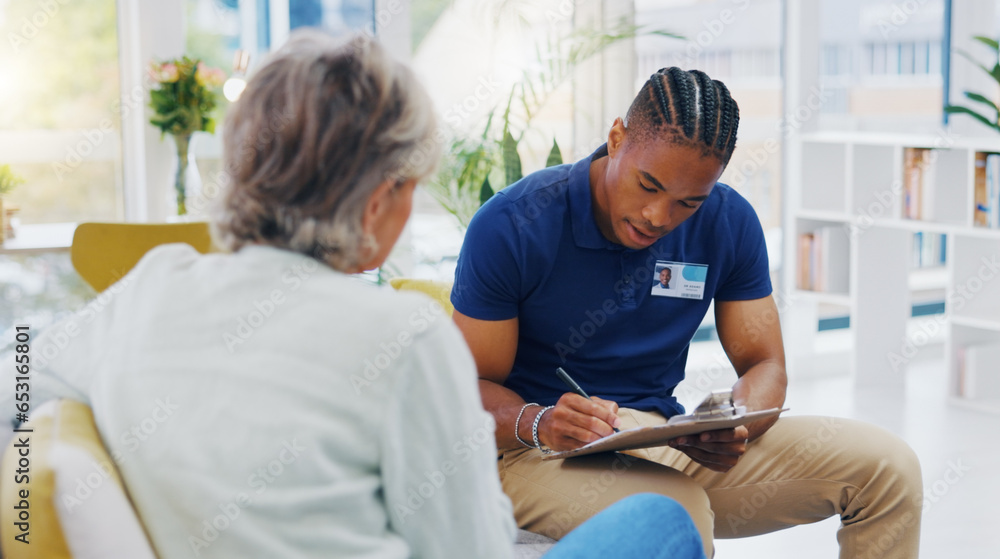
[0,164,24,244]
[148,57,226,216]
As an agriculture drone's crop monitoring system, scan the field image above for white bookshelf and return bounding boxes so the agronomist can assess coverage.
[909,267,948,293]
[783,132,1000,413]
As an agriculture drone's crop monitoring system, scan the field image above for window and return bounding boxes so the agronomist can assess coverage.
[821,45,836,76]
[0,0,380,334]
[0,0,122,335]
[289,0,373,33]
[928,39,941,75]
[187,0,241,72]
[886,41,900,74]
[182,0,376,216]
[0,0,123,224]
[869,42,886,75]
[821,44,852,77]
[820,0,943,123]
[915,40,929,74]
[900,42,914,75]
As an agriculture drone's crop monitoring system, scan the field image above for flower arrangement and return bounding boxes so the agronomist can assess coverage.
[148,57,226,215]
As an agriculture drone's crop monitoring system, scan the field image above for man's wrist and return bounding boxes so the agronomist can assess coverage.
[515,405,550,450]
[514,403,540,449]
[532,405,556,453]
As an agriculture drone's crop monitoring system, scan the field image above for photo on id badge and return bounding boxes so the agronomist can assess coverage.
[651,261,707,300]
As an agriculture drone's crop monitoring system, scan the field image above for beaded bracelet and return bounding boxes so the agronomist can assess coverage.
[514,403,540,449]
[532,405,556,454]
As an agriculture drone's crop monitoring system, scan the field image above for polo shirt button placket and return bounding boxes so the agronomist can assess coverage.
[620,253,636,307]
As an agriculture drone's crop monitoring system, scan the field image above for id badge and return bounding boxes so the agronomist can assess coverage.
[650,261,708,300]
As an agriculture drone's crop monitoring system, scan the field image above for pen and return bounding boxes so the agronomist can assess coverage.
[555,367,619,432]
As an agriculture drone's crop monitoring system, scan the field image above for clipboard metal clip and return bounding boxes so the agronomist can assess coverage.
[668,389,746,425]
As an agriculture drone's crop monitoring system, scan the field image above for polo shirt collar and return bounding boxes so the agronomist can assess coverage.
[568,144,618,250]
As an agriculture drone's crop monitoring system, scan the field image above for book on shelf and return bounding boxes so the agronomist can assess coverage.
[797,232,813,290]
[911,232,947,268]
[903,147,935,221]
[974,152,988,226]
[797,227,849,293]
[993,155,1000,228]
[956,342,1000,400]
[974,152,1000,229]
[990,154,1000,228]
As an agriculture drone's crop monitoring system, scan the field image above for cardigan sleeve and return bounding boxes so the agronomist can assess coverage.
[379,317,516,559]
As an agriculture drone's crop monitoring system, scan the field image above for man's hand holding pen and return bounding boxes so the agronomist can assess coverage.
[533,366,623,452]
[536,394,622,452]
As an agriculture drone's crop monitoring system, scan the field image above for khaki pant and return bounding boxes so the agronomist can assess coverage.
[499,411,922,559]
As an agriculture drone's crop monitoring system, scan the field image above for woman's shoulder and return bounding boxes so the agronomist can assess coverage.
[340,282,453,338]
[133,242,203,271]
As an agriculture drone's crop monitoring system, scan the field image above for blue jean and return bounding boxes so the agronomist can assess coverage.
[544,493,706,559]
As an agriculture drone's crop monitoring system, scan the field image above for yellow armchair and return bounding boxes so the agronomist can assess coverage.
[388,278,454,317]
[0,400,157,558]
[70,222,214,293]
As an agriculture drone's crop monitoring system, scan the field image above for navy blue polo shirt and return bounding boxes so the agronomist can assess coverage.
[452,145,771,418]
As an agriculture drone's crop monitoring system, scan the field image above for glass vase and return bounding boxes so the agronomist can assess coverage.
[172,133,202,217]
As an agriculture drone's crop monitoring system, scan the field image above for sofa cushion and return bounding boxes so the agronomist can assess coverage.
[0,400,156,559]
[515,528,556,558]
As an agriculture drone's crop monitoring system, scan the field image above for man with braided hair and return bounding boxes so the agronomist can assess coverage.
[451,67,922,558]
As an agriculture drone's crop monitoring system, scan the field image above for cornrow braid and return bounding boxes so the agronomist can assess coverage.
[714,80,739,156]
[624,67,740,166]
[650,75,673,127]
[665,67,698,139]
[690,70,717,149]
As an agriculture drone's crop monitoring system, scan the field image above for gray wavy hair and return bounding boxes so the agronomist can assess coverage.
[211,30,441,271]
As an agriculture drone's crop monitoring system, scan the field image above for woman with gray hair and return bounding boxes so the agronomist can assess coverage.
[2,31,704,558]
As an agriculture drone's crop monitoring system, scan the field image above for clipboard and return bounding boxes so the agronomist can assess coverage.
[542,390,787,461]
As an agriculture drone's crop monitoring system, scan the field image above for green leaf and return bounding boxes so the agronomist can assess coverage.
[972,35,1000,52]
[502,130,522,187]
[480,109,496,141]
[956,49,1000,82]
[545,139,563,167]
[525,78,539,113]
[944,105,1000,132]
[963,91,1000,113]
[479,176,494,206]
[501,86,516,135]
[649,30,684,40]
